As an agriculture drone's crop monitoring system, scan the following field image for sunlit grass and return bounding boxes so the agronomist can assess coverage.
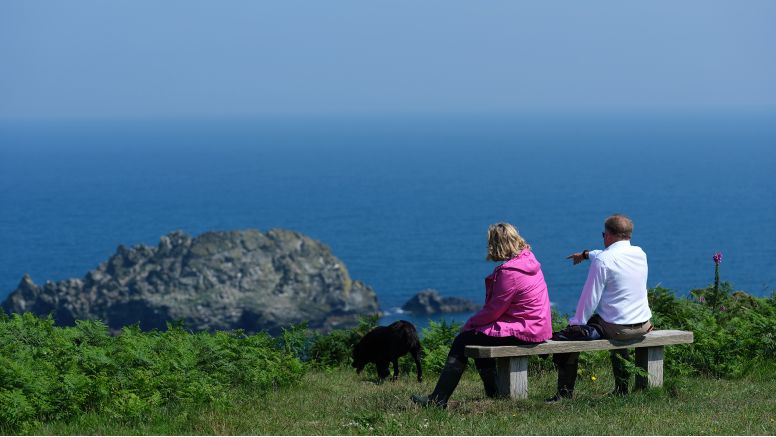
[33,363,776,435]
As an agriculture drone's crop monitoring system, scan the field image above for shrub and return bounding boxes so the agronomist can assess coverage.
[0,313,305,433]
[419,320,461,373]
[649,285,776,378]
[309,329,360,369]
[308,315,379,370]
[278,322,315,363]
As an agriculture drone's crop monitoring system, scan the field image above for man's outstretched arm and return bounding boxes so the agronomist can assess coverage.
[566,249,602,265]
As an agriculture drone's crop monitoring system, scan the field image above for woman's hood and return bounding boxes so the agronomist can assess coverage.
[499,250,541,275]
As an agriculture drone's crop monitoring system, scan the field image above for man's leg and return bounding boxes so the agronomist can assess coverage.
[596,317,652,395]
[548,352,579,402]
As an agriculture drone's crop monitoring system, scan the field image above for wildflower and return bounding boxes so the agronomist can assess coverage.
[698,296,706,303]
[591,375,597,382]
[712,251,723,305]
[720,305,726,312]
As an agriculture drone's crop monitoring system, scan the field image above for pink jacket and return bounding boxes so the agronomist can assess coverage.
[462,249,552,342]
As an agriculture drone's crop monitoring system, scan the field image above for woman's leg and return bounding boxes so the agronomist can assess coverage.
[412,331,475,407]
[458,331,536,399]
[474,357,499,398]
[470,334,533,398]
[412,331,531,406]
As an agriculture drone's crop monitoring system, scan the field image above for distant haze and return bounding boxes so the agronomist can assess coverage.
[1,1,775,119]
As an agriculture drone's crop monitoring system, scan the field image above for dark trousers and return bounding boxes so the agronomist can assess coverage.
[421,330,541,404]
[449,330,535,370]
[552,348,631,394]
[553,315,652,394]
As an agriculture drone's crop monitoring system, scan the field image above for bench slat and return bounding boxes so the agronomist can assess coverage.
[465,330,693,358]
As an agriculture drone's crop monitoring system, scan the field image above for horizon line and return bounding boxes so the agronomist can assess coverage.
[2,106,776,123]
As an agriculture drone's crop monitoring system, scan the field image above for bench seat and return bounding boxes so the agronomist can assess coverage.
[464,329,693,399]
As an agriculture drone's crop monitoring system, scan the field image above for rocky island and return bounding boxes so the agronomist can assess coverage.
[401,289,480,315]
[1,229,380,334]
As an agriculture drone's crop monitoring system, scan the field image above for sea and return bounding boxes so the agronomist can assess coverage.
[1,111,775,330]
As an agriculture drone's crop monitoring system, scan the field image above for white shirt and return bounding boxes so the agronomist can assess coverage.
[568,240,652,326]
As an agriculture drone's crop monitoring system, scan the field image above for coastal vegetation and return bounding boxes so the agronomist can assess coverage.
[1,283,774,434]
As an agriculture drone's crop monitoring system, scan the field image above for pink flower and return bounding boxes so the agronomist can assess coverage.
[698,296,706,303]
[713,252,723,265]
[719,305,726,312]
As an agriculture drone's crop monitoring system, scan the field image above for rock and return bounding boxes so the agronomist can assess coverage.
[401,289,480,315]
[1,229,380,334]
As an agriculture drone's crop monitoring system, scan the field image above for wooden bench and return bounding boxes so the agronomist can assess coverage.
[465,329,693,399]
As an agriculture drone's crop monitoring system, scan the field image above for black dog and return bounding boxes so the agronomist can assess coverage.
[352,320,422,382]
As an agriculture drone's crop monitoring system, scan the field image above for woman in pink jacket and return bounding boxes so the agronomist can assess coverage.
[412,223,552,408]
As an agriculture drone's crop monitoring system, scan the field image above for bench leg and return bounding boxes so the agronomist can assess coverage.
[635,346,664,389]
[496,356,528,399]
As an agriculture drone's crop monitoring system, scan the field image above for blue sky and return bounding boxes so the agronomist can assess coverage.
[1,1,775,118]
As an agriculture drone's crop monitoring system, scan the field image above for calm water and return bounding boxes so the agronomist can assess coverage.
[1,112,775,327]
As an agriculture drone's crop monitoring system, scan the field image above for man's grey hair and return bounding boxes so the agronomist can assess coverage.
[604,214,633,239]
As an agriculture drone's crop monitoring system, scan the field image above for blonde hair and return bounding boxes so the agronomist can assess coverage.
[487,223,530,261]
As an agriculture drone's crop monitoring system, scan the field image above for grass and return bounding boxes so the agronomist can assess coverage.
[30,361,776,435]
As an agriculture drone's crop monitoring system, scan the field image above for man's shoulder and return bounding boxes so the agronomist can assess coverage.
[626,243,647,257]
[598,242,646,262]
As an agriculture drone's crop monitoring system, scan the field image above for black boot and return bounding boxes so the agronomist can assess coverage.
[411,356,466,408]
[547,352,578,403]
[545,370,575,403]
[544,387,573,403]
[477,366,500,398]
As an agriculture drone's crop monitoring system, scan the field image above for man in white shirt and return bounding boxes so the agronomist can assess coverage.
[547,214,653,402]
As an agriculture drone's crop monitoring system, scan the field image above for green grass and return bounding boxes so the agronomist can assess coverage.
[31,363,776,435]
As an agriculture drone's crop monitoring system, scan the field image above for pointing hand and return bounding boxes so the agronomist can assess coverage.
[566,252,586,265]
